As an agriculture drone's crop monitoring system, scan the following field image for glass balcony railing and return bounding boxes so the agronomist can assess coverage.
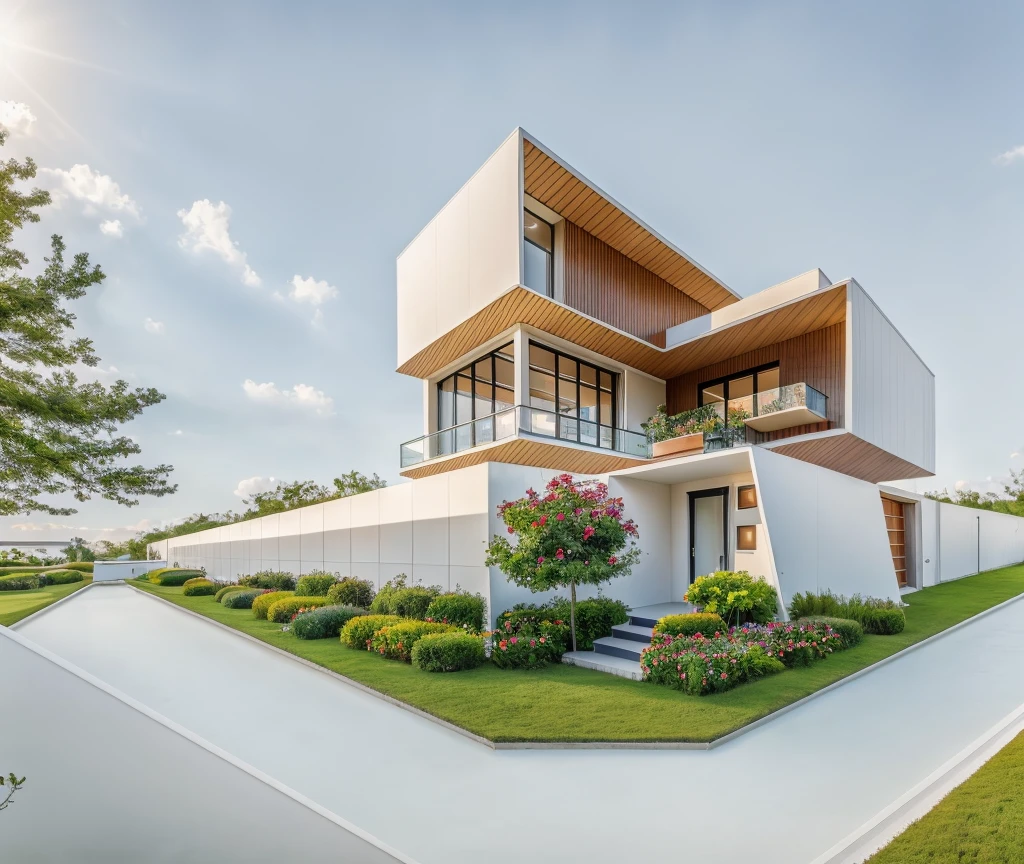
[739,383,828,433]
[400,406,651,469]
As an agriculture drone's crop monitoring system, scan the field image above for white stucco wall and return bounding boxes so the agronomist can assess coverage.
[622,368,667,434]
[396,131,522,369]
[93,560,166,582]
[0,627,407,863]
[848,281,936,475]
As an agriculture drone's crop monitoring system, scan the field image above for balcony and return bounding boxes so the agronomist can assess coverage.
[400,406,650,471]
[740,383,828,433]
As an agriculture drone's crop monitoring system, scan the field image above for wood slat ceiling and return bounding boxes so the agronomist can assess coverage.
[400,437,647,480]
[769,432,933,483]
[396,284,849,382]
[524,139,736,312]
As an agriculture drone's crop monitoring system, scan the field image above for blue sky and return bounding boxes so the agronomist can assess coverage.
[0,0,1022,543]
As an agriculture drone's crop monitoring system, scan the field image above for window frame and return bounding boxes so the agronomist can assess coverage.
[528,340,618,434]
[435,342,515,432]
[523,207,555,297]
[698,362,781,415]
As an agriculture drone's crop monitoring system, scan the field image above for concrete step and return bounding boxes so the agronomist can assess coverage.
[593,636,646,662]
[611,623,654,644]
[629,614,661,629]
[561,651,643,681]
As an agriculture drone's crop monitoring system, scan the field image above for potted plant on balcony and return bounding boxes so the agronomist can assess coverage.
[642,404,721,458]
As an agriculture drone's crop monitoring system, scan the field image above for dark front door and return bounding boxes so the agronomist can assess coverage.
[689,487,730,583]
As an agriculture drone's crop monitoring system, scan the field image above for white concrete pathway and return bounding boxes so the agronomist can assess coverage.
[19,584,1024,864]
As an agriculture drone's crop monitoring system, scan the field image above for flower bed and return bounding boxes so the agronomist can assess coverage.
[266,596,330,623]
[369,620,456,661]
[490,618,569,669]
[788,591,905,635]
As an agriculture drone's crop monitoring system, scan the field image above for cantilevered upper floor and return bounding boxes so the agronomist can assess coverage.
[395,129,936,485]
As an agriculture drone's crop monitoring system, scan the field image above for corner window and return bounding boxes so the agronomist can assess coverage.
[436,343,514,435]
[528,341,617,446]
[523,208,553,297]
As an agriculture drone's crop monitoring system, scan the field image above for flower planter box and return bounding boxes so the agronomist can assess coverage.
[652,432,704,459]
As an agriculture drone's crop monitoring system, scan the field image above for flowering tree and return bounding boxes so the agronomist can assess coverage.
[485,474,640,652]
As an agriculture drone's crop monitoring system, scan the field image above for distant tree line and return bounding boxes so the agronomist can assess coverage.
[925,468,1024,517]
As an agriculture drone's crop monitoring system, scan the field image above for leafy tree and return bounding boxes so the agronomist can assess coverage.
[61,536,94,562]
[0,130,174,516]
[0,773,25,812]
[926,468,1024,518]
[486,474,640,651]
[332,470,386,497]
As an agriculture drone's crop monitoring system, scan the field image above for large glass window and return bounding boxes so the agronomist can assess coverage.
[699,364,780,421]
[436,342,515,448]
[523,208,554,297]
[528,341,617,446]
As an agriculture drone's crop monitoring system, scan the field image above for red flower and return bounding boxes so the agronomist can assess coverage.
[508,526,515,534]
[608,555,618,565]
[556,512,565,521]
[555,549,565,560]
[539,515,548,526]
[499,640,508,651]
[531,521,539,529]
[582,525,595,541]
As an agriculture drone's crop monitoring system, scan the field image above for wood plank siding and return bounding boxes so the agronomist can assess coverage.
[769,433,932,483]
[665,322,846,437]
[523,139,736,312]
[562,220,709,345]
[400,436,647,480]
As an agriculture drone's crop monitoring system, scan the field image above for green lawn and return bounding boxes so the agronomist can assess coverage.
[867,728,1024,863]
[132,565,1024,743]
[0,578,93,627]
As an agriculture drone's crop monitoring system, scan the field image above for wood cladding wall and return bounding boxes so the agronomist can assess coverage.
[563,220,708,345]
[666,322,846,435]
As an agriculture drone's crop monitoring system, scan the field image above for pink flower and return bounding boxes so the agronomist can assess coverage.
[574,508,583,516]
[555,549,565,560]
[530,639,536,647]
[608,555,618,565]
[584,560,589,566]
[582,525,595,541]
[510,637,518,644]
[499,640,508,651]
[720,672,728,680]
[539,636,546,644]
[556,512,565,521]
[539,515,547,526]
[537,556,545,564]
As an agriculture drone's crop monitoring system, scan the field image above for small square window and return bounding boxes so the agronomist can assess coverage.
[737,485,757,510]
[737,525,757,551]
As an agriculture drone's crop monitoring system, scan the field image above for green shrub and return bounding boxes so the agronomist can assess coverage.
[61,562,94,573]
[796,615,864,648]
[491,621,569,669]
[148,568,205,587]
[239,570,296,591]
[327,577,375,608]
[685,571,779,625]
[412,631,486,672]
[653,612,728,641]
[369,620,456,661]
[495,596,629,650]
[182,576,208,587]
[214,584,246,602]
[369,574,407,614]
[0,574,40,591]
[295,572,337,597]
[251,590,295,619]
[424,591,486,631]
[0,560,33,568]
[340,614,403,650]
[222,590,261,609]
[368,576,441,619]
[291,605,365,639]
[266,596,331,623]
[40,569,84,586]
[788,591,905,635]
[182,579,217,596]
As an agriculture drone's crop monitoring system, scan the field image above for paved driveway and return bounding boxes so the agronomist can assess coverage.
[19,584,1024,864]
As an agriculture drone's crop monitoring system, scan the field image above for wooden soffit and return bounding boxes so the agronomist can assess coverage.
[523,138,738,312]
[400,436,648,480]
[769,432,933,483]
[396,283,848,381]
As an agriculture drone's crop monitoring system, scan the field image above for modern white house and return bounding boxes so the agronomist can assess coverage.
[151,128,1024,647]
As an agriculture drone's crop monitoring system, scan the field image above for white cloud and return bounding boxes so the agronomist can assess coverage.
[0,100,36,136]
[143,317,165,334]
[233,475,279,499]
[43,164,141,218]
[954,480,969,491]
[242,379,334,414]
[994,145,1024,167]
[171,429,183,436]
[289,274,338,305]
[9,521,73,532]
[177,199,260,286]
[100,219,124,238]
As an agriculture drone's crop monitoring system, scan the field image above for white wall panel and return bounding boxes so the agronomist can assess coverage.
[350,492,380,564]
[413,474,450,566]
[849,281,936,476]
[278,509,301,563]
[623,369,666,434]
[379,484,413,565]
[605,476,671,608]
[299,504,325,573]
[396,131,522,368]
[261,514,280,569]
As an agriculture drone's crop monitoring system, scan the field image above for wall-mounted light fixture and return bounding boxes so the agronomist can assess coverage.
[737,485,757,510]
[737,525,757,551]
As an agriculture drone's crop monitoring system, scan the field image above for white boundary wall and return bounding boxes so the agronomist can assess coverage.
[93,560,166,582]
[0,626,410,863]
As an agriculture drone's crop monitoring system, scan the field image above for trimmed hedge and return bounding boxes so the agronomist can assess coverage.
[295,573,337,597]
[222,590,261,609]
[369,620,456,661]
[148,568,205,586]
[424,592,486,631]
[291,605,366,639]
[239,571,296,591]
[0,573,40,591]
[412,631,486,672]
[788,591,906,635]
[40,569,85,586]
[182,579,217,596]
[62,562,94,573]
[266,596,331,623]
[652,612,728,641]
[796,615,864,648]
[182,577,208,587]
[0,560,33,568]
[340,614,403,650]
[251,590,295,619]
[214,584,247,602]
[326,577,375,608]
[496,596,630,650]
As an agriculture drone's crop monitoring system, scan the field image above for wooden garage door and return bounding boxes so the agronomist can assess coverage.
[881,497,907,586]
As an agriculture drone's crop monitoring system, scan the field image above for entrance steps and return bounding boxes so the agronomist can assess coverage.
[561,602,692,680]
